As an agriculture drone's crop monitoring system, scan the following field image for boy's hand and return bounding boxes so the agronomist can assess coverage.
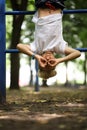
[36,54,47,68]
[48,58,58,67]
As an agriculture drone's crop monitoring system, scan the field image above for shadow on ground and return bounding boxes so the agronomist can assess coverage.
[0,86,87,130]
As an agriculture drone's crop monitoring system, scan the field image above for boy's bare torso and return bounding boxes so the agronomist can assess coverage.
[38,8,62,17]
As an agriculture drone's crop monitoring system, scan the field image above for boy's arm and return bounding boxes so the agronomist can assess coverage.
[58,47,81,63]
[17,43,47,68]
[48,47,81,67]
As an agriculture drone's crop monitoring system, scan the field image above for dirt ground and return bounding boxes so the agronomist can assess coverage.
[0,86,87,130]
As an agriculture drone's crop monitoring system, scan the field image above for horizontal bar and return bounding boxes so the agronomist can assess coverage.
[5,9,87,15]
[76,48,87,52]
[64,9,87,14]
[5,48,87,53]
[5,11,35,15]
[5,49,19,53]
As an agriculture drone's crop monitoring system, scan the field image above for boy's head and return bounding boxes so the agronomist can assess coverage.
[38,68,57,79]
[35,0,66,10]
[38,51,57,79]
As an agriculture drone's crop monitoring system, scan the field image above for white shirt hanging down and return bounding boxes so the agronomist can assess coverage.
[30,11,68,55]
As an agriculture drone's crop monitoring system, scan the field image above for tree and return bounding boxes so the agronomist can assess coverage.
[63,0,87,85]
[73,0,87,85]
[9,0,28,89]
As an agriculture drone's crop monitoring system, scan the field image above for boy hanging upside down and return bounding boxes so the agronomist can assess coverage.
[17,0,81,79]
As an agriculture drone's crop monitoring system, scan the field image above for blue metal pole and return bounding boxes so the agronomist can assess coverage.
[0,0,6,103]
[35,60,39,91]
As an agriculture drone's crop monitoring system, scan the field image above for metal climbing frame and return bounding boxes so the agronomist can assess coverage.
[0,0,6,103]
[0,0,87,103]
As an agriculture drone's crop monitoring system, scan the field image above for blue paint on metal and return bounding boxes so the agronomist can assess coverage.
[5,9,87,15]
[76,48,87,52]
[0,0,6,101]
[5,48,87,53]
[35,60,39,91]
[5,49,19,53]
[5,11,35,15]
[64,9,87,14]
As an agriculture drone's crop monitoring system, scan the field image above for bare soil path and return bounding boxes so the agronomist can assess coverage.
[0,86,87,130]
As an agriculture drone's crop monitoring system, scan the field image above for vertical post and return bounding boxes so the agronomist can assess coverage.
[0,0,6,103]
[35,60,39,91]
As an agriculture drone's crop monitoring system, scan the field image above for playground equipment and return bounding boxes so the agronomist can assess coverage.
[0,0,87,103]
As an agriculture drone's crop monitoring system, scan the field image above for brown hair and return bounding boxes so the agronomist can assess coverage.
[38,64,57,79]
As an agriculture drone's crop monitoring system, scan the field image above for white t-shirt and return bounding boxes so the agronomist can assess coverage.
[30,11,68,55]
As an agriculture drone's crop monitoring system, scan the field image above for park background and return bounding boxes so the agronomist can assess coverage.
[0,0,87,130]
[6,0,87,89]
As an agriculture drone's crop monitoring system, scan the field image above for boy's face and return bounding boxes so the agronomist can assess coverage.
[41,51,55,71]
[42,51,54,61]
[38,51,57,79]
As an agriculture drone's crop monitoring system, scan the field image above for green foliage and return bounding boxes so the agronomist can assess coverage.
[64,0,87,49]
[6,0,12,11]
[28,0,35,10]
[21,15,35,43]
[6,16,12,49]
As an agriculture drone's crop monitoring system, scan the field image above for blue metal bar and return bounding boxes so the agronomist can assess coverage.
[5,49,19,53]
[64,9,87,14]
[5,48,87,53]
[0,0,6,103]
[5,9,87,15]
[76,48,87,52]
[5,11,35,15]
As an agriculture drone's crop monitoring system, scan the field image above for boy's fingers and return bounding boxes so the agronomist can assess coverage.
[48,59,55,64]
[48,60,57,67]
[39,58,47,68]
[41,58,47,64]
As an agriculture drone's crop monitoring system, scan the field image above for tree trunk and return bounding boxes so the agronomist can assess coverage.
[10,0,28,89]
